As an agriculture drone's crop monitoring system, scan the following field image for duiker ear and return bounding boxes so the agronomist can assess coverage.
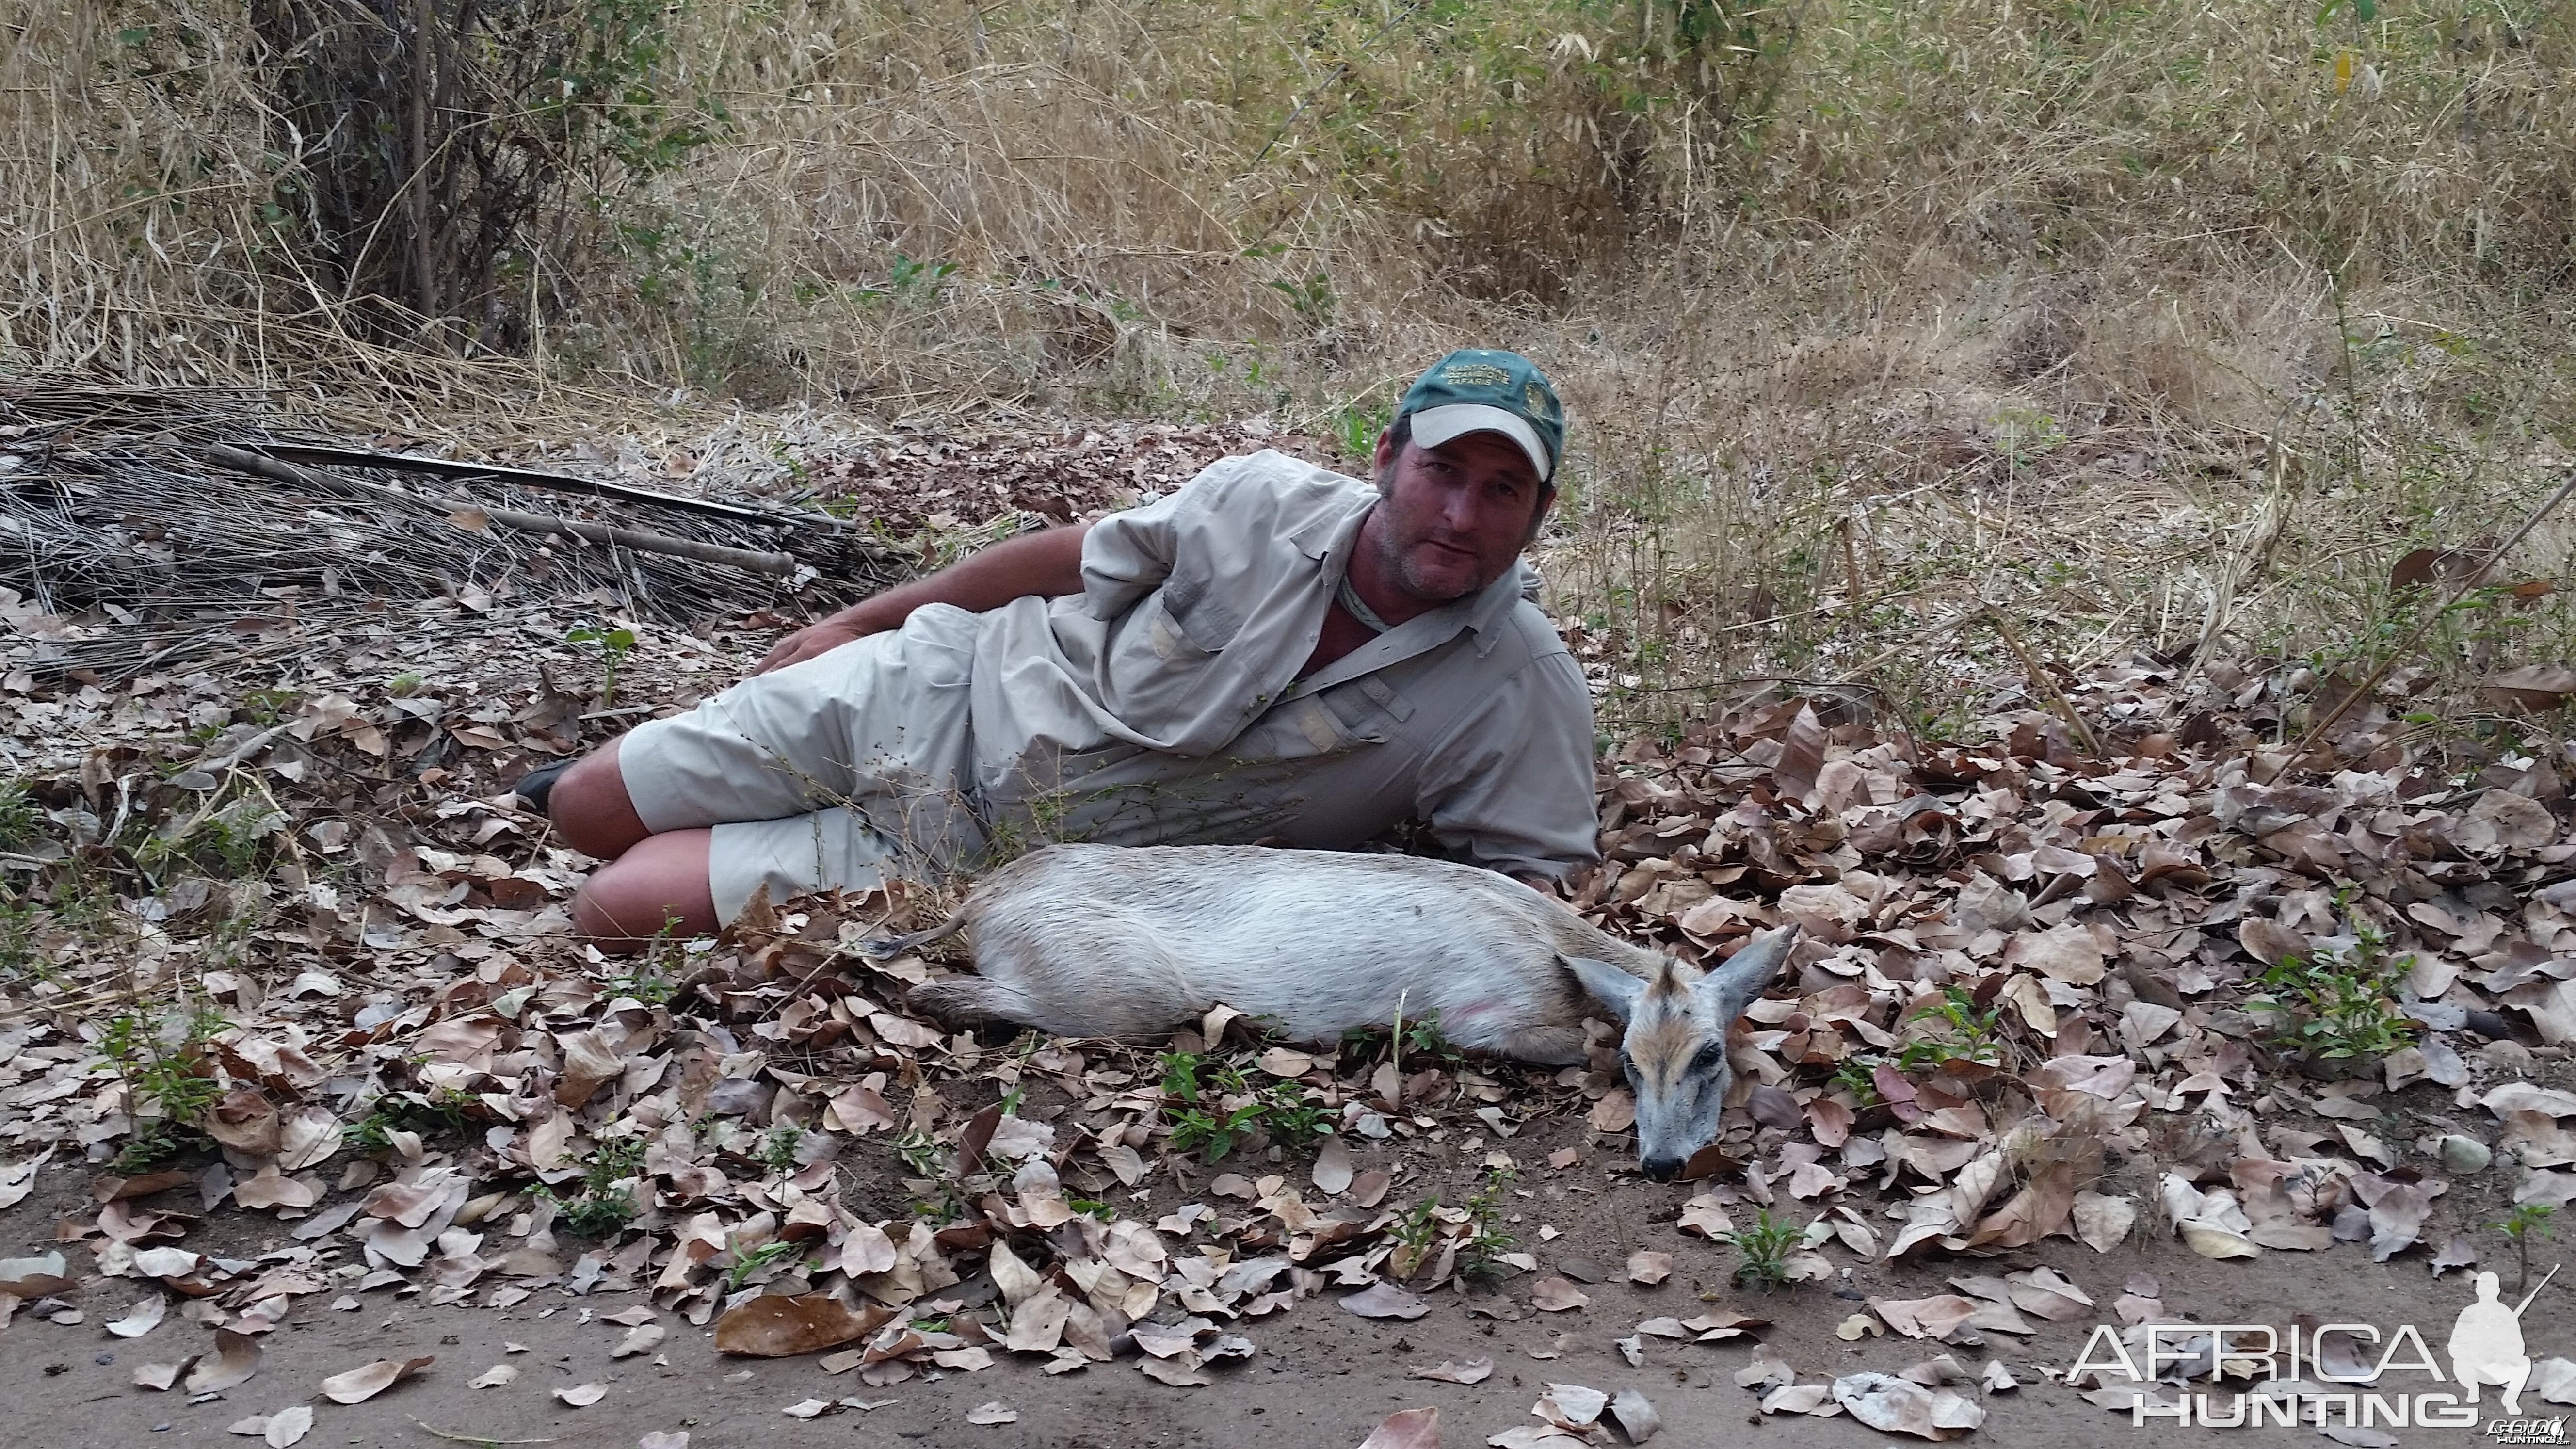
[1694,923,1800,1025]
[1560,954,1648,1025]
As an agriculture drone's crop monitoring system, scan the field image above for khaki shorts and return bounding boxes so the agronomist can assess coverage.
[616,607,990,922]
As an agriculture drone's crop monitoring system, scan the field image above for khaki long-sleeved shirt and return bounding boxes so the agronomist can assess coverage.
[960,449,1602,880]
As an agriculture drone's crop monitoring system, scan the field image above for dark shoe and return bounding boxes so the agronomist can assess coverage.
[512,759,576,813]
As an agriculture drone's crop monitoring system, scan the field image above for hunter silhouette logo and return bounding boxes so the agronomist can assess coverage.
[2068,1261,2567,1433]
[2452,1267,2554,1416]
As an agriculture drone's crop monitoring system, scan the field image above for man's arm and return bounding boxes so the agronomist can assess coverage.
[756,522,1093,674]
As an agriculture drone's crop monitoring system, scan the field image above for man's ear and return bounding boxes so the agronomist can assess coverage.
[1560,953,1646,1025]
[1374,428,1402,479]
[1522,483,1558,545]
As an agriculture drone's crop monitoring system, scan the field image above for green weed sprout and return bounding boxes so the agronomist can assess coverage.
[564,622,638,707]
[1718,1209,1805,1292]
[2245,922,2417,1067]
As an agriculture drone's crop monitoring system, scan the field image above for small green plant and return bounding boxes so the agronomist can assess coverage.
[0,888,45,980]
[1159,1050,1330,1162]
[723,1236,805,1290]
[1342,1005,1465,1069]
[0,778,39,848]
[2246,920,2418,1065]
[344,1088,476,1153]
[102,1005,227,1172]
[564,621,639,706]
[1068,1197,1118,1221]
[892,1127,945,1180]
[1456,1165,1521,1282]
[1895,986,2003,1070]
[2491,1204,2557,1296]
[1827,1057,1884,1105]
[754,1124,805,1175]
[540,1134,648,1238]
[385,671,426,697]
[237,686,301,725]
[606,914,691,1004]
[1717,1209,1805,1292]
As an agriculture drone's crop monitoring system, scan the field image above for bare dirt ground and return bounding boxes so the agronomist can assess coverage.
[9,399,2576,1449]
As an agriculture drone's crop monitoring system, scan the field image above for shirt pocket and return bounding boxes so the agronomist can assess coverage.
[1227,678,1397,763]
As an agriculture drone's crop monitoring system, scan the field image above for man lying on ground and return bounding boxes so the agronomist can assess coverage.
[520,349,1602,948]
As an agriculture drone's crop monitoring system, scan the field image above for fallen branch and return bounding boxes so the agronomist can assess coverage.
[208,444,800,578]
[246,440,855,536]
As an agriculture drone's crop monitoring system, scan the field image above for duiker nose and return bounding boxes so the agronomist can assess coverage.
[1640,1156,1681,1183]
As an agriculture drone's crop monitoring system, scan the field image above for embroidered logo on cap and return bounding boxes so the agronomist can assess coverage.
[1440,362,1513,388]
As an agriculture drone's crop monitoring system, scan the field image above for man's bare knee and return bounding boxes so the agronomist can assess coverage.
[551,737,651,859]
[572,829,718,950]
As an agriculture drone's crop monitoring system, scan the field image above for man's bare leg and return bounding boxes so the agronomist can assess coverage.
[548,737,652,860]
[569,828,720,947]
[545,737,719,948]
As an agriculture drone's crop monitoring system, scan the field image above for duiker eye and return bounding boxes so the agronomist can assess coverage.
[1689,1044,1725,1074]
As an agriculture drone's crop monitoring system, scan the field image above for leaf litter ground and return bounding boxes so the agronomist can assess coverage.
[7,407,2576,1446]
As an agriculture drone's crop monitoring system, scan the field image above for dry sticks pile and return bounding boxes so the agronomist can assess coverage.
[0,385,900,683]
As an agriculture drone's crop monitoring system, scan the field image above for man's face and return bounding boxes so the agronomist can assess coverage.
[1367,429,1553,604]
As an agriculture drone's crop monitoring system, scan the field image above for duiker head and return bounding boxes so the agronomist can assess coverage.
[1562,924,1800,1182]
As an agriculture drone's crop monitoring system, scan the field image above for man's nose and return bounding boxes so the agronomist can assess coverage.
[1438,483,1483,531]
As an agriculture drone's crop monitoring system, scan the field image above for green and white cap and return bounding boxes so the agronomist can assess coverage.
[1395,348,1564,483]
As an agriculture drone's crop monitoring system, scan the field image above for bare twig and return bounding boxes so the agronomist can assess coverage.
[1983,608,2100,756]
[2296,468,2576,753]
[409,1418,556,1446]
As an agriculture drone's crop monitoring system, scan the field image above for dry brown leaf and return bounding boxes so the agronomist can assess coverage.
[319,1354,435,1404]
[1138,1353,1213,1386]
[1342,1282,1430,1320]
[187,1330,265,1393]
[1868,1296,1978,1341]
[1609,1387,1662,1444]
[1586,1091,1637,1133]
[1353,1406,1442,1449]
[713,1294,893,1357]
[966,1401,1019,1424]
[1530,1277,1591,1313]
[1626,1250,1673,1286]
[1408,1357,1494,1384]
[1313,1136,1356,1195]
[108,1294,168,1339]
[262,1405,314,1448]
[135,1357,197,1391]
[556,1383,607,1406]
[1832,1371,1983,1439]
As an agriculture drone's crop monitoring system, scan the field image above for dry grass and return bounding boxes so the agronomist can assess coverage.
[7,0,2576,730]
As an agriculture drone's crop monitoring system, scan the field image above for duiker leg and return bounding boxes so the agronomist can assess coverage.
[1489,1024,1590,1066]
[906,975,1040,1027]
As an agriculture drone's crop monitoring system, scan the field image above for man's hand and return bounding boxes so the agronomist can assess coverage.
[756,615,880,675]
[748,522,1095,677]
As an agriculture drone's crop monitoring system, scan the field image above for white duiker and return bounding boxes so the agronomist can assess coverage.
[873,844,1798,1180]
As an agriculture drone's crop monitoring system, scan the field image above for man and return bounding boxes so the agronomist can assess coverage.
[532,349,1600,946]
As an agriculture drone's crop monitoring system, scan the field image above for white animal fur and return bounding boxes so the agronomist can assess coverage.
[882,844,1798,1176]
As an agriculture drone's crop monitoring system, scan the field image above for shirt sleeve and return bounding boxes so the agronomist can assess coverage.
[1415,647,1602,881]
[1078,456,1245,622]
